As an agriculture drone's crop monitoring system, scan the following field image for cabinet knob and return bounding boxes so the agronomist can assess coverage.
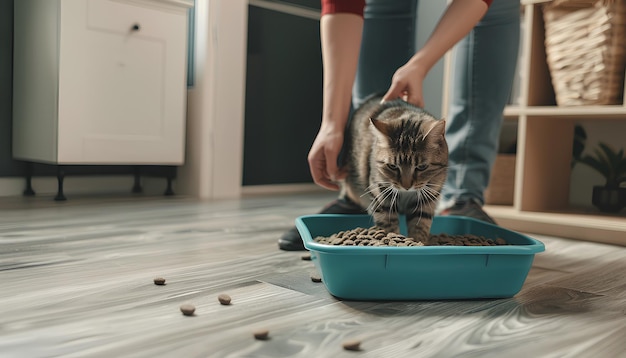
[131,24,140,31]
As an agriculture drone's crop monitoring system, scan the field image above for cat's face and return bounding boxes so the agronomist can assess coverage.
[370,112,448,192]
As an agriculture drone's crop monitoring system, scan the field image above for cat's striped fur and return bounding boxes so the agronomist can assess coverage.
[341,94,448,242]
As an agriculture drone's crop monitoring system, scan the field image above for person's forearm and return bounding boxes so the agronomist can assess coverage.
[409,0,488,76]
[320,13,363,131]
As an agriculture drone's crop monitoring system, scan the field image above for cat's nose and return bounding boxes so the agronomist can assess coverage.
[400,173,414,189]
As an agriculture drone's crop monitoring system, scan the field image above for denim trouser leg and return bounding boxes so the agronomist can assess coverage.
[352,0,520,209]
[440,0,520,209]
[352,0,419,107]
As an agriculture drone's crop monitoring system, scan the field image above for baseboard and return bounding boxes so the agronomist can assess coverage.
[1,179,327,199]
[242,183,327,197]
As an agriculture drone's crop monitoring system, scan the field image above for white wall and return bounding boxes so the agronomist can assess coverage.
[177,0,248,199]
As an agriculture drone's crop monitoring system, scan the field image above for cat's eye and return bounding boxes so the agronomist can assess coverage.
[416,164,428,171]
[386,163,399,171]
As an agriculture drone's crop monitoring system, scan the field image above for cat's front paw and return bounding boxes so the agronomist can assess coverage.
[408,228,431,245]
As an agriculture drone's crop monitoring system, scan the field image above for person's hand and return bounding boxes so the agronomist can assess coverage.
[381,60,427,107]
[381,0,489,108]
[307,124,347,191]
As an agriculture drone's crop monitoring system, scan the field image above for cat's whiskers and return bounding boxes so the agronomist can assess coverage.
[410,185,439,230]
[420,187,435,208]
[361,183,383,212]
[366,183,394,214]
[381,186,397,214]
[412,190,425,227]
[388,188,400,223]
[425,181,444,189]
[362,182,382,197]
[422,184,441,201]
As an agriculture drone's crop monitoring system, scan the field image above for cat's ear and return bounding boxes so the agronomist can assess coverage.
[370,117,391,137]
[424,119,446,139]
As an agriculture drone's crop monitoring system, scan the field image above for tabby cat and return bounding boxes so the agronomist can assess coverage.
[341,94,448,242]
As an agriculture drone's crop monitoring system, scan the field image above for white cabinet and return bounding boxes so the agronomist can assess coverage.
[13,0,193,165]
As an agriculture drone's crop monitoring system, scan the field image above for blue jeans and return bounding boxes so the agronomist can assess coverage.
[352,0,520,209]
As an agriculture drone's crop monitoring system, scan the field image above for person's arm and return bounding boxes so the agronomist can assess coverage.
[382,0,489,106]
[308,13,363,190]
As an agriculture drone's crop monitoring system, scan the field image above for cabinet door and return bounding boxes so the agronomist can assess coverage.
[57,0,189,164]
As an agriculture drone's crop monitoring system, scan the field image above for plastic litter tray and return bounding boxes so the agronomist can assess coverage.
[296,214,545,300]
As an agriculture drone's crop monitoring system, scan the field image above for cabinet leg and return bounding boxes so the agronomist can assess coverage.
[54,167,67,201]
[23,162,36,196]
[164,175,174,196]
[132,166,143,193]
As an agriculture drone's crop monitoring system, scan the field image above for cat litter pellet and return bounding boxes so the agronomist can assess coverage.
[342,339,361,351]
[218,294,232,305]
[153,277,166,285]
[314,226,508,246]
[253,329,270,340]
[179,304,196,316]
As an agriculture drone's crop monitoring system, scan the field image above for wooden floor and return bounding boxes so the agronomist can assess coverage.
[1,192,625,358]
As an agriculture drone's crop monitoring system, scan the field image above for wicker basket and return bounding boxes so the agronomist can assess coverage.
[543,0,626,105]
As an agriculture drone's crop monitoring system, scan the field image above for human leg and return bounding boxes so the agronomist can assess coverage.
[278,198,367,251]
[352,0,419,107]
[440,0,521,223]
[279,0,419,251]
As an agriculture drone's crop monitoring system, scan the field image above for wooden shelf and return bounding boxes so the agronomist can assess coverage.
[521,0,552,5]
[486,205,626,246]
[445,1,626,246]
[505,105,626,118]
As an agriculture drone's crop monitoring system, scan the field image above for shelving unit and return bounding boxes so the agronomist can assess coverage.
[451,0,626,246]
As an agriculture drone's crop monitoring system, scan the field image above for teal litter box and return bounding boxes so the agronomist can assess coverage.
[295,214,545,300]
